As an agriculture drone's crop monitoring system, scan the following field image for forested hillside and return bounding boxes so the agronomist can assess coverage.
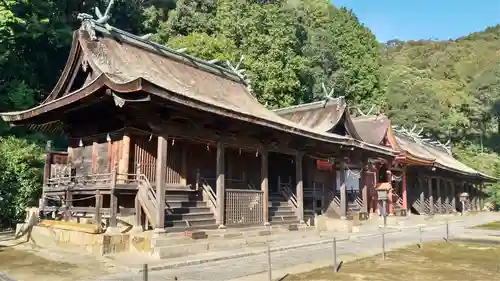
[0,0,498,226]
[381,25,500,202]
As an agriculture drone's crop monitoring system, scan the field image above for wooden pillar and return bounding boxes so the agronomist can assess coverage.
[372,166,379,214]
[480,183,485,211]
[134,194,142,229]
[261,149,269,225]
[339,161,347,219]
[402,166,407,210]
[428,177,434,214]
[155,136,167,230]
[95,190,102,233]
[117,133,130,184]
[216,141,225,227]
[473,184,478,210]
[450,180,456,212]
[361,162,369,213]
[419,177,425,214]
[180,145,187,186]
[295,152,304,223]
[436,177,441,212]
[40,141,53,211]
[43,141,52,186]
[386,166,393,215]
[108,168,118,231]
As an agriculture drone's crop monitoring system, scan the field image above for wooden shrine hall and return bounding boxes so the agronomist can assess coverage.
[0,19,406,233]
[275,98,496,219]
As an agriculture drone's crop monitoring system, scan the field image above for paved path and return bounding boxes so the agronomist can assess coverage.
[89,213,500,281]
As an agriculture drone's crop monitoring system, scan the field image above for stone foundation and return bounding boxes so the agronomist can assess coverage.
[15,221,152,256]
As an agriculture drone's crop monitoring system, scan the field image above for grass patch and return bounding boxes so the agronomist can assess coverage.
[471,221,500,230]
[284,242,500,281]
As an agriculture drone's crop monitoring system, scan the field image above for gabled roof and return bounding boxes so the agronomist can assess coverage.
[395,130,497,181]
[0,21,395,156]
[348,114,496,181]
[351,115,392,147]
[273,97,361,140]
[351,115,434,165]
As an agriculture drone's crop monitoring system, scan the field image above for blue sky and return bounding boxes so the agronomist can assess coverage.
[331,0,500,42]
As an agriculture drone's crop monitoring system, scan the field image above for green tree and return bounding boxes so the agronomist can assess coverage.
[0,137,43,227]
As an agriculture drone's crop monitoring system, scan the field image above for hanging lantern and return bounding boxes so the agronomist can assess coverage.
[106,133,111,142]
[171,138,175,146]
[79,139,83,147]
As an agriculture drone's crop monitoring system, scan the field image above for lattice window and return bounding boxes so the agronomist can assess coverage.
[225,190,263,226]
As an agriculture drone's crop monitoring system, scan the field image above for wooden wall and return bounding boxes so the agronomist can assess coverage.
[67,135,123,177]
[130,134,187,185]
[131,135,157,182]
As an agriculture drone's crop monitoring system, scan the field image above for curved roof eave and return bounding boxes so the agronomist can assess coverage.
[0,74,142,123]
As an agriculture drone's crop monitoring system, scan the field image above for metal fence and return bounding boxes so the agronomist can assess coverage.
[114,220,467,281]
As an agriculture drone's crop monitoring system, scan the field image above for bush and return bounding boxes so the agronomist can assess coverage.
[0,136,43,228]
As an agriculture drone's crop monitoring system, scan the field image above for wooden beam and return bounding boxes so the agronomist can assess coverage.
[261,149,269,225]
[155,135,167,230]
[216,141,225,227]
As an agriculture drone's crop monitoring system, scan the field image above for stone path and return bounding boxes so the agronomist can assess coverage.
[86,213,500,281]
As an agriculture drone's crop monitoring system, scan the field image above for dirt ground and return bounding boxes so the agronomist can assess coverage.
[471,220,500,230]
[285,242,500,281]
[0,233,115,281]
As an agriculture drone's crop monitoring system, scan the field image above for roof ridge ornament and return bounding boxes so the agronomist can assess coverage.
[321,83,339,108]
[355,105,375,116]
[226,55,252,93]
[77,0,115,41]
[392,124,452,154]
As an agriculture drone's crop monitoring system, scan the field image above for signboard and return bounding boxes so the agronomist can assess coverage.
[316,159,334,171]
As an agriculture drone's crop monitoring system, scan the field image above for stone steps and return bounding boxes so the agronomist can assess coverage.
[151,225,307,259]
[268,193,299,225]
[164,189,217,231]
